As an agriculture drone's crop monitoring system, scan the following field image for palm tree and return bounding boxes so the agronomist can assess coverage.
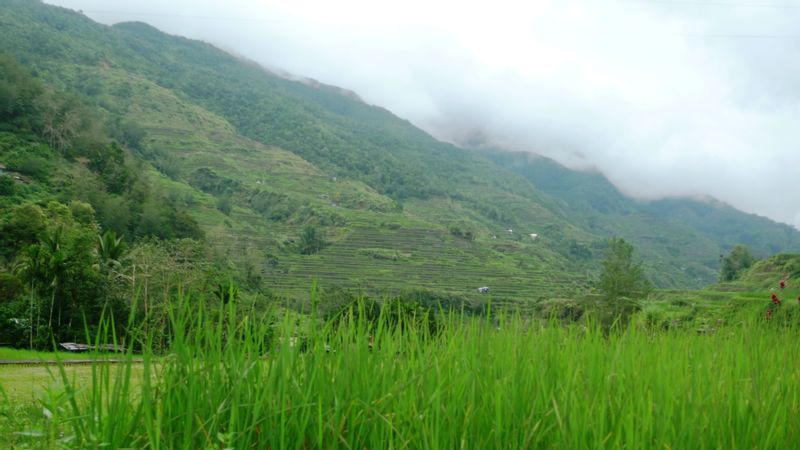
[95,230,126,272]
[15,228,68,337]
[41,227,68,330]
[14,245,47,348]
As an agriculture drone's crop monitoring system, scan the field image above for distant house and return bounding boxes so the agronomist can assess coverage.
[477,286,490,294]
[529,233,539,240]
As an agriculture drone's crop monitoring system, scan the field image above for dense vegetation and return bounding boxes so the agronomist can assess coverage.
[483,150,800,286]
[1,0,800,348]
[2,290,799,448]
[0,0,797,301]
[1,3,799,447]
[0,51,214,345]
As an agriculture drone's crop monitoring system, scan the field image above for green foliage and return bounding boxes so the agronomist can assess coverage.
[320,291,382,331]
[356,248,405,261]
[449,224,475,241]
[215,194,232,216]
[133,198,202,240]
[122,238,211,327]
[172,211,204,240]
[107,117,146,150]
[188,167,239,196]
[380,297,441,336]
[0,50,43,129]
[0,272,23,303]
[0,198,199,348]
[10,202,106,342]
[0,174,14,196]
[68,200,95,226]
[0,0,797,312]
[598,238,652,300]
[213,280,239,304]
[720,244,756,282]
[85,141,131,194]
[298,225,326,255]
[4,296,800,448]
[6,153,51,181]
[567,239,592,259]
[0,203,47,259]
[320,290,448,335]
[95,230,126,272]
[485,151,800,288]
[248,189,296,221]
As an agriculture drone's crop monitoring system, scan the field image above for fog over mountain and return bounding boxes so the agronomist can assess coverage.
[46,0,800,227]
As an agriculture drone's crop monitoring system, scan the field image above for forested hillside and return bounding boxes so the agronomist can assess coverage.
[1,0,799,347]
[483,151,800,285]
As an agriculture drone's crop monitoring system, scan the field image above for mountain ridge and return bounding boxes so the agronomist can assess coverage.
[2,0,799,298]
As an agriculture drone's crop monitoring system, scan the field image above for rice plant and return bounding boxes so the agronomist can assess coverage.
[3,293,800,449]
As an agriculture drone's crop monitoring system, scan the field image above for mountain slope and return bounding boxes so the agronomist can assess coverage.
[1,0,594,302]
[483,150,800,286]
[2,0,799,297]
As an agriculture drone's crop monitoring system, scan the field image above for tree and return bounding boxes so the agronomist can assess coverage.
[719,244,755,282]
[95,230,126,272]
[0,175,15,196]
[598,238,652,300]
[298,225,325,255]
[35,229,64,330]
[216,195,232,215]
[0,203,47,259]
[0,50,44,127]
[36,93,88,153]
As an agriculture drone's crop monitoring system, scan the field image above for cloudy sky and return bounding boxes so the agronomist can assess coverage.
[48,0,800,227]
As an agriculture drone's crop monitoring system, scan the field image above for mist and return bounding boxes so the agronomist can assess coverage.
[47,0,800,227]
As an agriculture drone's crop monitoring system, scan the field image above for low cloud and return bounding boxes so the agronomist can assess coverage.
[49,0,800,226]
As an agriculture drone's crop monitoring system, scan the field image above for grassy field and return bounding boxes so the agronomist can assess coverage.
[0,348,63,361]
[1,295,799,449]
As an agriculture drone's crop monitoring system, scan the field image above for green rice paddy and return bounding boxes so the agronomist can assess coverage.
[2,295,798,449]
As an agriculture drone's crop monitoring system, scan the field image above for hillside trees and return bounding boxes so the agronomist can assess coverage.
[0,199,213,347]
[8,201,105,344]
[0,51,43,128]
[720,244,755,281]
[298,225,326,255]
[0,51,211,346]
[598,238,652,300]
[0,106,199,241]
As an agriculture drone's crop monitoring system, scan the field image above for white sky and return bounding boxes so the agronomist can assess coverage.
[47,0,800,227]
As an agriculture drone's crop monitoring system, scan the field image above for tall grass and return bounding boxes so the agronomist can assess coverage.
[8,295,800,449]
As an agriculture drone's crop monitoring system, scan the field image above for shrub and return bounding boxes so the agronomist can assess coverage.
[7,154,50,180]
[216,195,232,215]
[0,174,15,196]
[298,225,325,255]
[0,272,23,303]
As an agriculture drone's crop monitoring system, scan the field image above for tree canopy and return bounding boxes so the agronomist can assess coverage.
[598,238,652,300]
[719,244,755,282]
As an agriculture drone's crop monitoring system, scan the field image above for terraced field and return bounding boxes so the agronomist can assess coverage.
[34,52,591,305]
[208,220,586,302]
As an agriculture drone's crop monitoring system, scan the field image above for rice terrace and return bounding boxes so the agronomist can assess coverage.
[2,0,800,448]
